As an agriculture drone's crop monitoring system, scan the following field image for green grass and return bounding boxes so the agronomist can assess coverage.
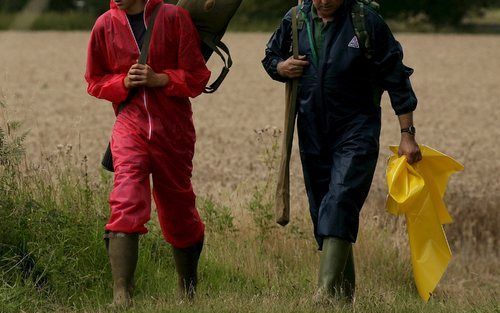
[0,119,497,313]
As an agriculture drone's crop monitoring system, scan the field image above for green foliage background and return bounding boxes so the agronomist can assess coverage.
[380,0,496,26]
[0,0,499,29]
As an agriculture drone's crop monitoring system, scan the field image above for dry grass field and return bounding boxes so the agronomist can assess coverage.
[0,31,499,311]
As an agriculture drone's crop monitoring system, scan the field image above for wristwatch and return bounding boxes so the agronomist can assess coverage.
[401,125,416,136]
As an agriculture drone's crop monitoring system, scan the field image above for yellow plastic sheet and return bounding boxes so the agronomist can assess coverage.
[386,145,464,302]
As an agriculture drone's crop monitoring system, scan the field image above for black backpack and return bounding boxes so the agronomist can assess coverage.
[350,0,381,59]
[177,0,243,93]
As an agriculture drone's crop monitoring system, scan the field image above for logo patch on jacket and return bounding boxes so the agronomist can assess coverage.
[348,36,360,49]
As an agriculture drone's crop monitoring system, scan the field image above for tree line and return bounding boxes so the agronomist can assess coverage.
[1,0,499,27]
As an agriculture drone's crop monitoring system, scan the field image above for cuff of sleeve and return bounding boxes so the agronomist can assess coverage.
[104,74,128,104]
[270,58,281,76]
[162,69,195,98]
[270,58,288,83]
[391,90,418,115]
[162,69,182,93]
[395,102,417,116]
[115,74,129,103]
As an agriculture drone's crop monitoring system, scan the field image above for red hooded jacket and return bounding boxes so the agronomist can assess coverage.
[85,0,211,139]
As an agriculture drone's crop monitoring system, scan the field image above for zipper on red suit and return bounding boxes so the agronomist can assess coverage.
[125,0,153,140]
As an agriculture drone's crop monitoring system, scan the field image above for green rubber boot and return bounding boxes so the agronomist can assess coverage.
[172,239,204,301]
[313,237,353,305]
[106,232,139,308]
[342,247,356,303]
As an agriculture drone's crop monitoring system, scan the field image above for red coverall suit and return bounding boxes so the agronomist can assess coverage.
[85,0,210,249]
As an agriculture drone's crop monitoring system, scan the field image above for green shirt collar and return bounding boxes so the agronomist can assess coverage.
[311,5,322,22]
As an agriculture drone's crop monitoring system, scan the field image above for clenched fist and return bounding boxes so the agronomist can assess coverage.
[398,133,422,164]
[277,55,310,79]
[124,63,169,89]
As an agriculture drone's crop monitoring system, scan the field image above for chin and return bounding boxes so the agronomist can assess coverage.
[320,10,335,17]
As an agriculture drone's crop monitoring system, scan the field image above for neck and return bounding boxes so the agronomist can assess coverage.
[126,1,145,15]
[319,15,334,24]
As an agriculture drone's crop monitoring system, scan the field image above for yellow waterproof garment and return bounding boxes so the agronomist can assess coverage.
[386,145,464,302]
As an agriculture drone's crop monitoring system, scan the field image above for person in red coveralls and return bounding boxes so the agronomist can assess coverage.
[85,0,210,307]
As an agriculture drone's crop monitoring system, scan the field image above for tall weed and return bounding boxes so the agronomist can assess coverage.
[247,127,281,244]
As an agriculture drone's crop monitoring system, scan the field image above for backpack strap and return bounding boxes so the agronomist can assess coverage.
[298,7,318,66]
[138,3,162,64]
[202,38,233,93]
[101,3,162,172]
[116,3,162,112]
[358,0,380,12]
[352,1,384,106]
[351,1,374,59]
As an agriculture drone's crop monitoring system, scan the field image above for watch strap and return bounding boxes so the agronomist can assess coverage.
[401,125,416,135]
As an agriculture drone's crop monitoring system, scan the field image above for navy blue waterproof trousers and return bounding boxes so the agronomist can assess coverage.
[300,115,380,248]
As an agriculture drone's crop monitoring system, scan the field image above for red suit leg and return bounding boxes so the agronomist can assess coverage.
[106,109,151,234]
[150,119,205,249]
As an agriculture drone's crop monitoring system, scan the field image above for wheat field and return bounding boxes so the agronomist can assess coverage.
[0,31,498,311]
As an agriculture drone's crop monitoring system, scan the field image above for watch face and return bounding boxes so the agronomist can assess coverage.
[401,126,416,135]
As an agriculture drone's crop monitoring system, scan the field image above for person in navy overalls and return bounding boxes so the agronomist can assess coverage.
[262,0,422,303]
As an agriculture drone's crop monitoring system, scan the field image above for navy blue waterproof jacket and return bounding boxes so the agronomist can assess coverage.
[262,0,417,155]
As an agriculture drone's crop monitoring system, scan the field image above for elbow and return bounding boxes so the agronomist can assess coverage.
[190,67,212,97]
[86,82,98,98]
[394,97,418,116]
[189,70,212,97]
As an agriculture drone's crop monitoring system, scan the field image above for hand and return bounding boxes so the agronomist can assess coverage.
[398,133,422,164]
[277,55,309,79]
[124,63,169,89]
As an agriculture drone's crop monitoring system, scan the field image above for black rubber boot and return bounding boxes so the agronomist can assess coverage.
[313,236,352,305]
[106,232,139,308]
[172,238,204,301]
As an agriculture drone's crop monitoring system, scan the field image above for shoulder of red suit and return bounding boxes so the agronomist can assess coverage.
[94,3,185,27]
